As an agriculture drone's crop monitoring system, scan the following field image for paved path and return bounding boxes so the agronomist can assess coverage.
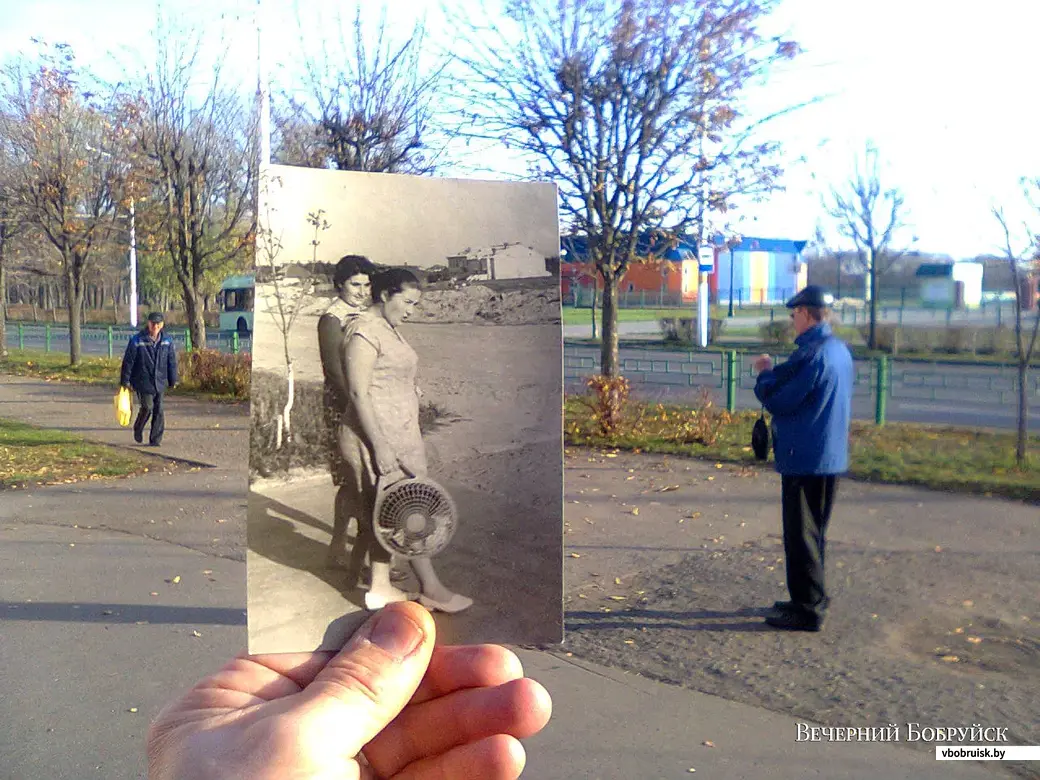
[0,374,1017,779]
[0,373,249,468]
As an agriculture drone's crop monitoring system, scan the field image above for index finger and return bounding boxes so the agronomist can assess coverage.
[411,645,525,706]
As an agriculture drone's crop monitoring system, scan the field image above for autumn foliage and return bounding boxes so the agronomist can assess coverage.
[576,381,734,447]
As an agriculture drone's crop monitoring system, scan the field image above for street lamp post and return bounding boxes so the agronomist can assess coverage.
[88,144,138,327]
[128,196,138,328]
[727,246,735,317]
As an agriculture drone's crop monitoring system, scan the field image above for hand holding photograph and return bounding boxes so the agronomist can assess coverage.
[247,164,563,652]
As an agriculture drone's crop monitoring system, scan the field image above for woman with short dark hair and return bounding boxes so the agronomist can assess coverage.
[339,267,472,613]
[318,254,375,569]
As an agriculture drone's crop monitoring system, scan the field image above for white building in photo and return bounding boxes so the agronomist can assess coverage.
[448,242,552,281]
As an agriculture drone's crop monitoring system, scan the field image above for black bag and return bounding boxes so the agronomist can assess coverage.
[751,408,770,461]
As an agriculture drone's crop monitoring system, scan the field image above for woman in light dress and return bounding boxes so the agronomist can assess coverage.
[339,267,472,613]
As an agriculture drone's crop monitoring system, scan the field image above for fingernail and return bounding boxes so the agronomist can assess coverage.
[369,609,424,659]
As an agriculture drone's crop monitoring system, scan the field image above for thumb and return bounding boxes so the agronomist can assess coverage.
[299,602,436,757]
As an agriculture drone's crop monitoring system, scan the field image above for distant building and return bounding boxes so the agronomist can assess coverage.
[447,242,553,280]
[915,262,984,308]
[712,237,808,306]
[560,234,807,305]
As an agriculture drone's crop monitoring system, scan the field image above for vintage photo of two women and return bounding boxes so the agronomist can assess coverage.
[247,164,563,652]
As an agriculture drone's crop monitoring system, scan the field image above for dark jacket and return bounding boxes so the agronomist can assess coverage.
[753,323,853,475]
[120,329,178,395]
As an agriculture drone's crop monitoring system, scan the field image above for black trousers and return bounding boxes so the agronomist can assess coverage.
[134,391,165,445]
[780,475,838,618]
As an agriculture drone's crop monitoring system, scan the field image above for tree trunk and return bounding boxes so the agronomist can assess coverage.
[1016,360,1028,465]
[600,273,620,377]
[276,360,295,450]
[66,263,83,366]
[180,282,208,350]
[0,245,7,358]
[868,251,879,350]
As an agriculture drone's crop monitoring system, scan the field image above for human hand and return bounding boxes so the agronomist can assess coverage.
[373,444,398,476]
[753,354,773,373]
[395,457,426,479]
[148,602,551,780]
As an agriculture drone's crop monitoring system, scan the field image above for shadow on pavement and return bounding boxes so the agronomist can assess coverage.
[248,491,368,612]
[567,606,775,633]
[0,602,245,625]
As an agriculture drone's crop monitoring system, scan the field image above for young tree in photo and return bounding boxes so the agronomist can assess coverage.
[823,144,909,350]
[274,5,446,174]
[0,44,130,364]
[255,178,327,449]
[451,0,800,376]
[993,204,1040,466]
[130,22,257,350]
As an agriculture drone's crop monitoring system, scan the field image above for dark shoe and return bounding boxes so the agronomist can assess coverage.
[134,430,143,444]
[772,597,830,613]
[148,441,162,447]
[765,610,822,632]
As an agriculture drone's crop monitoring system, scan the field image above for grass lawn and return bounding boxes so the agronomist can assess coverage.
[0,349,250,400]
[565,397,1040,502]
[0,350,119,384]
[562,307,697,326]
[563,305,792,326]
[0,418,157,489]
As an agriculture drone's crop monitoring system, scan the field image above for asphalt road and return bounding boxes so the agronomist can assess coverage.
[1,375,1018,780]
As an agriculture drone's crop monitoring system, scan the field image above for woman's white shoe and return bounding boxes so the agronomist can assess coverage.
[364,587,415,610]
[419,593,474,614]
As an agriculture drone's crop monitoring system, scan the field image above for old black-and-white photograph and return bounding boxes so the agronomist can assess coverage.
[247,164,563,653]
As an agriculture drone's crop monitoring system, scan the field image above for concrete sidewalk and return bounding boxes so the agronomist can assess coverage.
[0,522,993,780]
[0,373,248,468]
[0,374,1007,779]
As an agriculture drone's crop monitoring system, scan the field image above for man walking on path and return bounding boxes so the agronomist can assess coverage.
[120,312,178,447]
[753,286,853,631]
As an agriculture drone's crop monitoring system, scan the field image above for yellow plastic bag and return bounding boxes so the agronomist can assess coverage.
[114,386,133,427]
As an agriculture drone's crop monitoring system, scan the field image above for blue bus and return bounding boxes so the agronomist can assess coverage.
[218,273,255,335]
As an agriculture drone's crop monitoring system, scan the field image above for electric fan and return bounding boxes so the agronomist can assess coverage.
[372,474,458,558]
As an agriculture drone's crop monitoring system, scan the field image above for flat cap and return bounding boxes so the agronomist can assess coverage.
[785,285,834,309]
[147,312,165,323]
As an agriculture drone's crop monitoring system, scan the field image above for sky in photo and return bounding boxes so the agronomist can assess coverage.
[2,0,1037,258]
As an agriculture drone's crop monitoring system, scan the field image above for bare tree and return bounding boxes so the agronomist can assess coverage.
[0,43,130,364]
[824,144,910,350]
[129,21,257,350]
[451,0,800,376]
[993,205,1040,466]
[274,6,445,173]
[0,131,31,357]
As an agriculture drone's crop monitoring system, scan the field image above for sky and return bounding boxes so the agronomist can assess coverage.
[260,164,559,268]
[2,0,1039,259]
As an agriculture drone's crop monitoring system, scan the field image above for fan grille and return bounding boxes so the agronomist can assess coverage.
[373,477,457,558]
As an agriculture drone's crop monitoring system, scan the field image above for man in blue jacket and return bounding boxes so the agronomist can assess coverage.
[753,286,853,631]
[120,312,178,447]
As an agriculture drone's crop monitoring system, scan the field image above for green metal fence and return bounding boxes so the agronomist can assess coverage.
[10,322,249,356]
[564,343,1038,427]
